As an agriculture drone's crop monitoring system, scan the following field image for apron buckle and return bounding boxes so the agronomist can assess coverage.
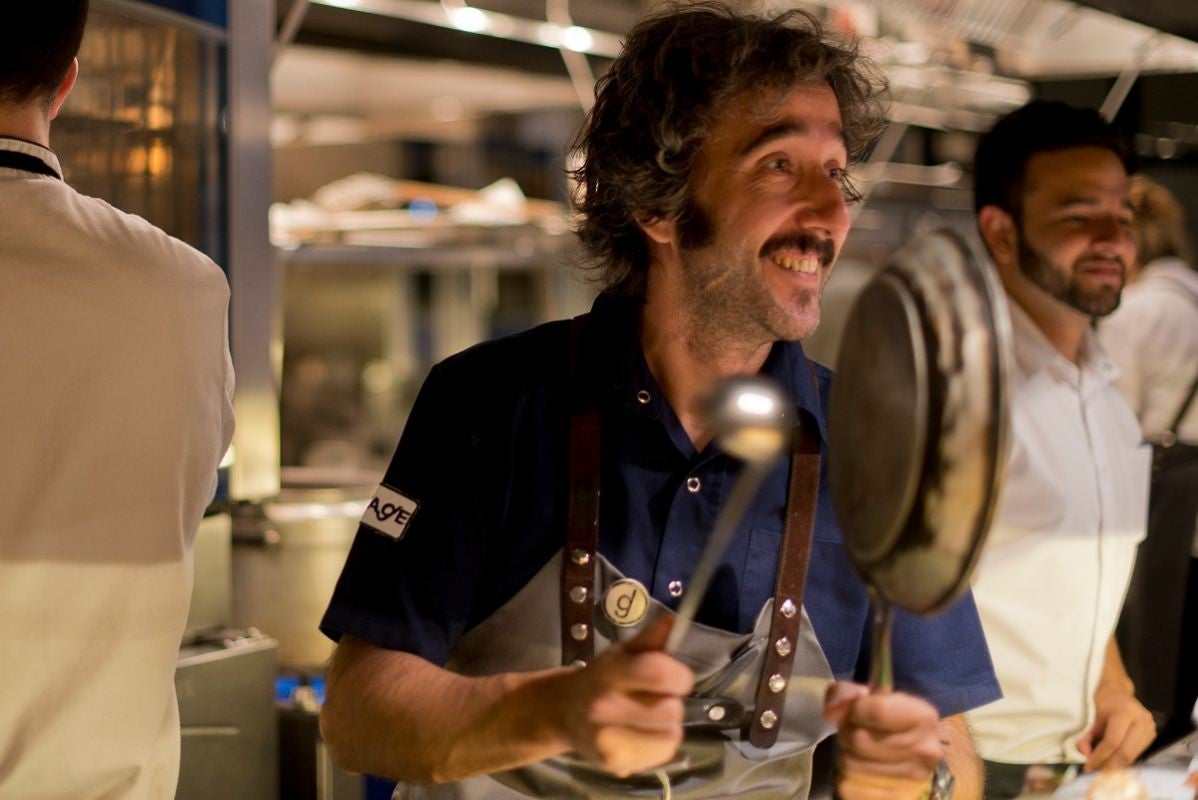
[682,696,747,730]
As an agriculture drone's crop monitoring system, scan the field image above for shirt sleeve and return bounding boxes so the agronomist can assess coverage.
[804,460,1001,718]
[319,362,489,666]
[862,591,1003,718]
[1123,291,1198,427]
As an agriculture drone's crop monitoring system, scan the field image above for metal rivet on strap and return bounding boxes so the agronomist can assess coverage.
[569,659,587,668]
[769,673,787,693]
[774,637,792,658]
[759,710,778,729]
[570,548,591,566]
[686,476,701,493]
[668,580,683,598]
[570,623,589,641]
[707,704,726,722]
[568,585,589,604]
[636,389,651,404]
[780,598,797,619]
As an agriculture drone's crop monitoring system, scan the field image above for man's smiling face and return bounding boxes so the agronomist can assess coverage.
[1012,146,1135,318]
[673,81,853,347]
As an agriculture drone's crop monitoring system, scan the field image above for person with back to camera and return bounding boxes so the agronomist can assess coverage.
[0,2,235,797]
[1099,174,1198,749]
[967,101,1156,798]
[318,4,1004,799]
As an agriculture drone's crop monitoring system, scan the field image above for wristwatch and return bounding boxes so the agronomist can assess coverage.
[923,759,955,800]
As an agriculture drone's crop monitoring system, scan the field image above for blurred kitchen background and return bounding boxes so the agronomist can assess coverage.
[50,0,1198,796]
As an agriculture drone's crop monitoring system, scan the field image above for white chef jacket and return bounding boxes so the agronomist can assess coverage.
[967,301,1151,765]
[1098,257,1198,555]
[0,137,234,799]
[1099,258,1198,445]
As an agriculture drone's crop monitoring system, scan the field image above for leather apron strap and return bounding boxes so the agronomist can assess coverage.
[749,365,822,747]
[562,314,601,666]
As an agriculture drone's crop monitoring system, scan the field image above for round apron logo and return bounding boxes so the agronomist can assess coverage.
[603,579,649,627]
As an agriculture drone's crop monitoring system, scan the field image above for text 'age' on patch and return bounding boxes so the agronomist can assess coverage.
[361,485,420,540]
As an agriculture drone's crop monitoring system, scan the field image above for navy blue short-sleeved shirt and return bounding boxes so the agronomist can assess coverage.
[321,292,1001,717]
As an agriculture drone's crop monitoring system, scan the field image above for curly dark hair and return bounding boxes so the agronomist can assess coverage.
[0,0,89,106]
[569,1,887,298]
[973,101,1133,217]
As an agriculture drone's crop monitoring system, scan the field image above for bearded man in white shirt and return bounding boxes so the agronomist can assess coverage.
[968,101,1156,799]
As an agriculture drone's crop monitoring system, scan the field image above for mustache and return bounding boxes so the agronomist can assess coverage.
[759,232,835,266]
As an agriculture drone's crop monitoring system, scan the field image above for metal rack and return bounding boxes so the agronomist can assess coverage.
[275,227,593,472]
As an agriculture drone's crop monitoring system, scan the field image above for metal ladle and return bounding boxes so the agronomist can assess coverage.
[562,377,795,786]
[664,375,794,654]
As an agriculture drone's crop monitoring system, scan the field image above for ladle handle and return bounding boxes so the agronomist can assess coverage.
[664,460,773,654]
[868,592,895,693]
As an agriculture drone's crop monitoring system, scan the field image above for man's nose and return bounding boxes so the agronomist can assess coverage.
[794,172,848,229]
[1091,215,1129,247]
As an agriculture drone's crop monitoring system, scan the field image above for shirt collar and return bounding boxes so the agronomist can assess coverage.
[570,292,828,444]
[759,335,829,444]
[565,291,639,411]
[1007,299,1119,395]
[0,136,62,179]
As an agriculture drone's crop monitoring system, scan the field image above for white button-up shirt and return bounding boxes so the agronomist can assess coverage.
[0,136,234,799]
[967,301,1151,765]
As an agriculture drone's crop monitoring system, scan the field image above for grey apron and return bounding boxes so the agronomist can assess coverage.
[394,316,835,798]
[394,551,836,799]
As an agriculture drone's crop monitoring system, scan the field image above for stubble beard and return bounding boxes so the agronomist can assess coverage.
[679,242,821,361]
[1016,234,1124,318]
[675,201,822,360]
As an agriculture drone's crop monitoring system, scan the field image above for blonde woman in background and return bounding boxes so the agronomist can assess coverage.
[1099,174,1198,748]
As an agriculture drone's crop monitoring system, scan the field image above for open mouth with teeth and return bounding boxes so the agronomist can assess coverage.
[770,252,822,274]
[761,232,835,276]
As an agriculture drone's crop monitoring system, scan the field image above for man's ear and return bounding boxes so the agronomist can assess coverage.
[49,58,79,121]
[635,212,677,246]
[978,205,1017,267]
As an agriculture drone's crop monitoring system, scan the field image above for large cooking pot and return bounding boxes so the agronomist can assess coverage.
[231,470,374,670]
[828,228,1011,688]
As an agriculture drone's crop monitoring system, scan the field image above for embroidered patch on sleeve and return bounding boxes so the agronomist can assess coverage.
[361,485,420,540]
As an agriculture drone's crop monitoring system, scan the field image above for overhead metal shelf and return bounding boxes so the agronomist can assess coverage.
[276,223,576,272]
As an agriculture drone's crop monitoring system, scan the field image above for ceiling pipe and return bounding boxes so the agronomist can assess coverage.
[308,0,622,59]
[1099,32,1159,121]
[546,0,596,112]
[275,0,312,65]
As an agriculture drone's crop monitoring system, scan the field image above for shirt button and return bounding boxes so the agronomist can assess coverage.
[668,580,684,598]
[635,389,651,404]
[686,476,701,493]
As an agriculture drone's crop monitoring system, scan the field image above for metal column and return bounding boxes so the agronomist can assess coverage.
[227,0,280,500]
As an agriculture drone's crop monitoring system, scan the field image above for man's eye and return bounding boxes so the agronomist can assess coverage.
[764,157,790,172]
[831,168,862,205]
